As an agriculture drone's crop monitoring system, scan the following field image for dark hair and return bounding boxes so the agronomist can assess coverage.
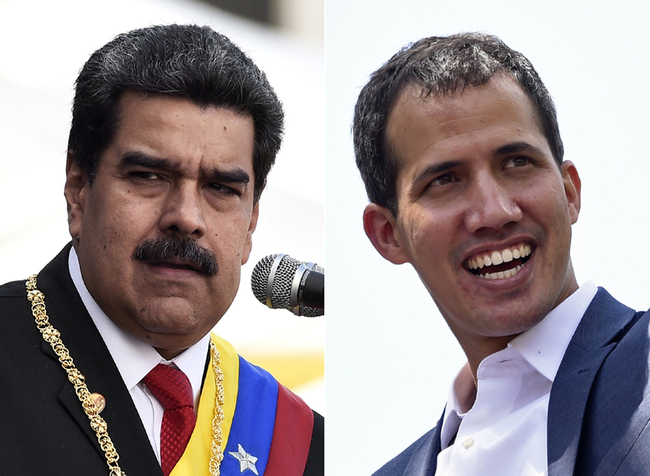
[69,24,283,203]
[353,32,563,214]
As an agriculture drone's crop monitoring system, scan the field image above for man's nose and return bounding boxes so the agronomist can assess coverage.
[463,177,522,233]
[159,183,207,238]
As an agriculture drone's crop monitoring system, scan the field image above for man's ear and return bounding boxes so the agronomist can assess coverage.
[64,151,89,242]
[240,202,259,265]
[363,203,410,265]
[561,160,581,225]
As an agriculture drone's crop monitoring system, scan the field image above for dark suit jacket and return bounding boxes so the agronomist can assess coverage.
[0,245,323,475]
[374,288,650,475]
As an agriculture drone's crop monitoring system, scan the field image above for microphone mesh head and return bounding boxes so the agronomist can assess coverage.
[251,254,277,304]
[251,254,324,317]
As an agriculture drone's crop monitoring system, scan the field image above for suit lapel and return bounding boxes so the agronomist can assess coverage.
[547,342,614,475]
[37,245,162,475]
[592,310,650,476]
[547,288,637,476]
[402,412,443,475]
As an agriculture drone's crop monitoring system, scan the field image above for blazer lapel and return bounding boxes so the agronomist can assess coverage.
[592,310,650,476]
[547,342,614,475]
[37,245,162,475]
[402,413,443,475]
[547,288,637,476]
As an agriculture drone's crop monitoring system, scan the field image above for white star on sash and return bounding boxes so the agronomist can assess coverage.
[229,444,259,475]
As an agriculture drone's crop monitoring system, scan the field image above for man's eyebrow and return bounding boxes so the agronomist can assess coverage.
[205,167,250,185]
[120,151,250,185]
[495,142,545,156]
[413,160,462,186]
[120,151,175,170]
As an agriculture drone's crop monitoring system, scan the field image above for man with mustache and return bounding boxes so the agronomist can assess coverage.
[354,32,650,475]
[0,24,322,476]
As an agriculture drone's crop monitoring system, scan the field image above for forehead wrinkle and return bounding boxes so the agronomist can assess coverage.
[392,101,544,167]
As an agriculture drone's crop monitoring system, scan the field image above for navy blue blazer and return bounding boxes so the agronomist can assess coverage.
[374,289,650,475]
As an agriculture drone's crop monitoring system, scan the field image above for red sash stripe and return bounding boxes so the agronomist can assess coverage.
[264,383,314,476]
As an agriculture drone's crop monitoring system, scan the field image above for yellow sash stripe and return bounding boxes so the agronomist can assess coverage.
[170,334,239,476]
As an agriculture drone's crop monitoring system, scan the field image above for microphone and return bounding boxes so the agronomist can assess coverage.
[251,254,324,317]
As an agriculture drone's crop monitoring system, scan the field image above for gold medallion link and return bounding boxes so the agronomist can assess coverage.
[26,275,126,476]
[26,274,225,476]
[209,340,225,475]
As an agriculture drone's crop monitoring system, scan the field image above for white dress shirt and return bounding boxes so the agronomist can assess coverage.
[435,282,598,475]
[68,247,210,463]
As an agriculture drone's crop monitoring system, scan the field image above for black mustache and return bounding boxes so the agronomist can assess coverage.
[133,237,218,277]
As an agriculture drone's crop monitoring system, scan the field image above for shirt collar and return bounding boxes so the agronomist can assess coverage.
[439,281,598,448]
[508,281,597,382]
[440,363,475,447]
[68,247,210,404]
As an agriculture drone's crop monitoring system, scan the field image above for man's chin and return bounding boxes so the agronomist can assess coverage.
[152,343,194,360]
[441,294,549,338]
[130,308,213,346]
[474,305,548,337]
[140,327,210,359]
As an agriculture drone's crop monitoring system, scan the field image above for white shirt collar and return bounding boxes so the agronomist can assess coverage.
[508,281,598,382]
[67,247,209,405]
[440,281,598,447]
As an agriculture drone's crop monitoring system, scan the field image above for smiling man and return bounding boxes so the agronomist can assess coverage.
[0,25,322,476]
[354,33,650,475]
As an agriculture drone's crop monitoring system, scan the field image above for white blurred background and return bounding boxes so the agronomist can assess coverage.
[326,0,650,473]
[0,0,324,412]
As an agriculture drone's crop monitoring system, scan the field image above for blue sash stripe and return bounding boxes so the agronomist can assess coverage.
[221,356,279,475]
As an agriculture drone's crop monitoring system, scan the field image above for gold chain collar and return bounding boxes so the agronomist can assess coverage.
[26,274,225,476]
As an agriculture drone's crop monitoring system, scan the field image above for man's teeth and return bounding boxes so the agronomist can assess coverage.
[479,264,524,280]
[465,244,532,279]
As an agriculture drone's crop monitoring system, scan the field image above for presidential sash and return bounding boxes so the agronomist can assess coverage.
[171,334,314,476]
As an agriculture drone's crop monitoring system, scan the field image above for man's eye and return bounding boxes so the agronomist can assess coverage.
[506,157,530,168]
[130,171,160,180]
[208,183,239,196]
[431,174,455,187]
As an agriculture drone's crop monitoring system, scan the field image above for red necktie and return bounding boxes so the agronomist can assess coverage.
[144,364,197,476]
